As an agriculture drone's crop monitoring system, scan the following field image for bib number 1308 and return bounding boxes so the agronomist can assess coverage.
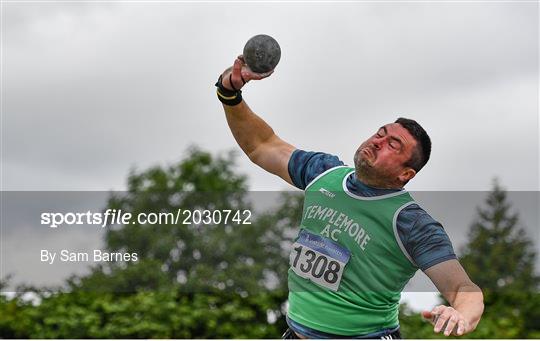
[289,230,351,291]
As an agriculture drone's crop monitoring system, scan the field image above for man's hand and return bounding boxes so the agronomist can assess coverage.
[221,55,274,91]
[423,260,484,337]
[422,305,470,336]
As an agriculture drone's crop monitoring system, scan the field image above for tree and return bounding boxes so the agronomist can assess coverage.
[459,179,539,293]
[73,147,297,296]
[0,289,289,338]
[457,179,539,338]
[1,147,306,338]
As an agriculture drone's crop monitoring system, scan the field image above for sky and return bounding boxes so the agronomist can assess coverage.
[1,1,539,311]
[2,1,538,192]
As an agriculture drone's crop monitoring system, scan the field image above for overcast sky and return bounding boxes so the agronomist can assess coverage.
[2,1,538,192]
[1,1,539,311]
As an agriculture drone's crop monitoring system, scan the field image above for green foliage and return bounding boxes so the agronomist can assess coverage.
[6,153,538,339]
[1,147,302,338]
[457,180,540,338]
[0,290,287,338]
[459,180,539,293]
[71,147,301,296]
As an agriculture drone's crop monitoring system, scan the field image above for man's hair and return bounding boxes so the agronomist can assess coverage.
[395,117,431,172]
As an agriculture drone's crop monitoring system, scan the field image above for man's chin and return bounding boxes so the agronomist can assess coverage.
[355,163,373,176]
[358,157,374,168]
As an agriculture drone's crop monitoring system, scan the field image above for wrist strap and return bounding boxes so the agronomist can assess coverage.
[215,74,242,106]
[228,73,239,91]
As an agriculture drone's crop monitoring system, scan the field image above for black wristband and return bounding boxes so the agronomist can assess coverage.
[228,73,239,91]
[215,74,242,106]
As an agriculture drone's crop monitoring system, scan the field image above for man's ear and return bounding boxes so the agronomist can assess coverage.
[399,168,416,184]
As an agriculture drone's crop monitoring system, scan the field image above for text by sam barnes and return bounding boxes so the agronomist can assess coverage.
[41,249,138,264]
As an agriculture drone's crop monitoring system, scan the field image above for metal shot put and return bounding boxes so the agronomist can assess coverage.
[243,34,281,73]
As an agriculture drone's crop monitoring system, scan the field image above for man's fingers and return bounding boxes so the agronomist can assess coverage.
[260,70,274,78]
[425,305,468,336]
[234,57,243,68]
[444,316,458,336]
[230,58,245,89]
[250,69,274,80]
[434,313,450,333]
[241,70,251,81]
[433,305,446,314]
[421,310,433,321]
[228,54,274,86]
[455,320,465,336]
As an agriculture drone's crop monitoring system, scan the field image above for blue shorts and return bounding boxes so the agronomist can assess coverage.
[284,316,402,339]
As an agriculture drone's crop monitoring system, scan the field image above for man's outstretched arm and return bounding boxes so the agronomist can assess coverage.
[218,56,296,185]
[423,259,484,337]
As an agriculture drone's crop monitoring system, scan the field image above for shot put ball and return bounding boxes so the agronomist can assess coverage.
[243,34,281,73]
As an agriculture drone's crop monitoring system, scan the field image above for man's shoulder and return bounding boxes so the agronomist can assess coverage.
[288,149,345,190]
[396,201,456,271]
[398,202,440,230]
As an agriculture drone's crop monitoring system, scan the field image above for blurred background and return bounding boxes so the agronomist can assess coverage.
[1,1,539,338]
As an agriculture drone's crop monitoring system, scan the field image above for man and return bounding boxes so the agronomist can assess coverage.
[216,56,484,339]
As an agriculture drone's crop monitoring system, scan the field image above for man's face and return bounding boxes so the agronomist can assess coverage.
[354,123,418,187]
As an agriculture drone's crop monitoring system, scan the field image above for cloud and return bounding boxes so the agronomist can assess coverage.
[2,2,537,191]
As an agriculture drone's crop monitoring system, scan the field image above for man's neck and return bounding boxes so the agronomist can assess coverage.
[354,171,403,190]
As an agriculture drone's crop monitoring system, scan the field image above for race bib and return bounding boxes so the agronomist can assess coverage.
[290,229,351,291]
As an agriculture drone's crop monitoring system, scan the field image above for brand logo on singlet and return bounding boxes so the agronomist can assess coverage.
[319,188,335,198]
